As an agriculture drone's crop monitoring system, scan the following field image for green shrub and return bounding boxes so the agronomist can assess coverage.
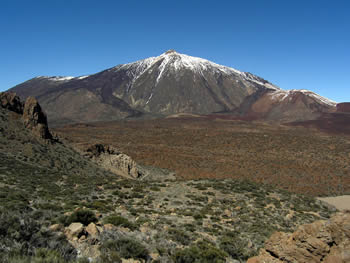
[100,238,148,260]
[173,241,227,263]
[219,234,252,261]
[103,215,137,230]
[167,228,192,245]
[59,209,97,226]
[0,212,76,261]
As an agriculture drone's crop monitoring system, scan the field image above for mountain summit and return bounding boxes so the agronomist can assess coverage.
[10,51,335,125]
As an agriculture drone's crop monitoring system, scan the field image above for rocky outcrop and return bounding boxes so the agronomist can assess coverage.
[0,92,53,140]
[85,144,143,179]
[0,92,23,114]
[247,212,350,263]
[23,96,53,140]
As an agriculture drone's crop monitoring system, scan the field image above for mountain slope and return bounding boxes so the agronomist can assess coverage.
[237,89,337,122]
[10,50,335,125]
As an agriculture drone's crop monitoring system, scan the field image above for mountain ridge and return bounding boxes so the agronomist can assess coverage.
[10,50,336,125]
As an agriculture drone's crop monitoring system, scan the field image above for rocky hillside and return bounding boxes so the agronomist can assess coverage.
[10,50,336,125]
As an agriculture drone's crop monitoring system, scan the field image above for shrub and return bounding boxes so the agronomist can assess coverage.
[59,209,97,226]
[173,241,227,263]
[219,235,252,261]
[167,228,192,245]
[100,238,149,260]
[0,212,76,261]
[103,215,137,230]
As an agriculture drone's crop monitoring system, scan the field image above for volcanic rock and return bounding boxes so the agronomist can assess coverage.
[85,144,142,179]
[85,222,100,238]
[22,96,53,140]
[247,212,350,263]
[65,222,85,241]
[0,92,23,114]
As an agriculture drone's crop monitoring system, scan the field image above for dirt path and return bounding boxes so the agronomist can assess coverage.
[318,195,350,211]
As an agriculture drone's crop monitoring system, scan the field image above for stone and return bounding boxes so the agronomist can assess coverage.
[121,259,142,263]
[103,223,117,231]
[65,222,85,240]
[86,222,99,237]
[150,253,160,260]
[49,224,63,232]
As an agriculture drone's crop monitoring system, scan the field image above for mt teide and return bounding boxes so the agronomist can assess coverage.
[10,50,336,125]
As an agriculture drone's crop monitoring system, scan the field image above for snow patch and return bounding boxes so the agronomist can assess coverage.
[77,75,89,80]
[145,93,153,104]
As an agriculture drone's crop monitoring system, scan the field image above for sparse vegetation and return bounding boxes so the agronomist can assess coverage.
[0,106,341,262]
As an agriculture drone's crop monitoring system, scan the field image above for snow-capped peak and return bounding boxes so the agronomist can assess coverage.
[116,50,279,89]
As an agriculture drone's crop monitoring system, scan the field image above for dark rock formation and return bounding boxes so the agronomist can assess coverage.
[23,96,53,140]
[0,92,23,114]
[247,212,350,263]
[0,92,53,140]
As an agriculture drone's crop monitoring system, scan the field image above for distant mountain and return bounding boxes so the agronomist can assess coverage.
[10,50,336,125]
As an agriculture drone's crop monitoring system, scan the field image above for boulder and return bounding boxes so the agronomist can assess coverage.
[49,224,63,232]
[86,222,100,238]
[65,222,85,240]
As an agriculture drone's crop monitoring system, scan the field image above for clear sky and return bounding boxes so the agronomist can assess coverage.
[1,0,349,102]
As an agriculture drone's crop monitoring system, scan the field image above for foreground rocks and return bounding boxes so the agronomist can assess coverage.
[247,212,350,263]
[0,92,53,140]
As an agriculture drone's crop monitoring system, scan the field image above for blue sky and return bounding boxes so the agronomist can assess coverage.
[1,0,349,102]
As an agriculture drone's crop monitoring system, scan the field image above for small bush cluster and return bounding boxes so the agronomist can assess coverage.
[100,237,149,261]
[0,212,77,262]
[59,209,97,226]
[103,214,137,230]
[173,241,227,263]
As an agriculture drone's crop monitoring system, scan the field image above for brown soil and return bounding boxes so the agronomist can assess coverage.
[55,117,350,197]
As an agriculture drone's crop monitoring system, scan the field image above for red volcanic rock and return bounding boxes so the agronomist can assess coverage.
[0,92,23,114]
[337,103,350,113]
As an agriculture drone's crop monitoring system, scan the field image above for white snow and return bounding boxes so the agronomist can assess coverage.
[77,75,89,80]
[115,50,279,90]
[145,93,153,104]
[36,76,75,81]
[49,76,75,81]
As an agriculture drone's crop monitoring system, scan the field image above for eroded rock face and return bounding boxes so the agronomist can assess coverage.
[0,92,23,114]
[85,144,142,179]
[23,96,53,140]
[0,92,53,140]
[247,212,350,263]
